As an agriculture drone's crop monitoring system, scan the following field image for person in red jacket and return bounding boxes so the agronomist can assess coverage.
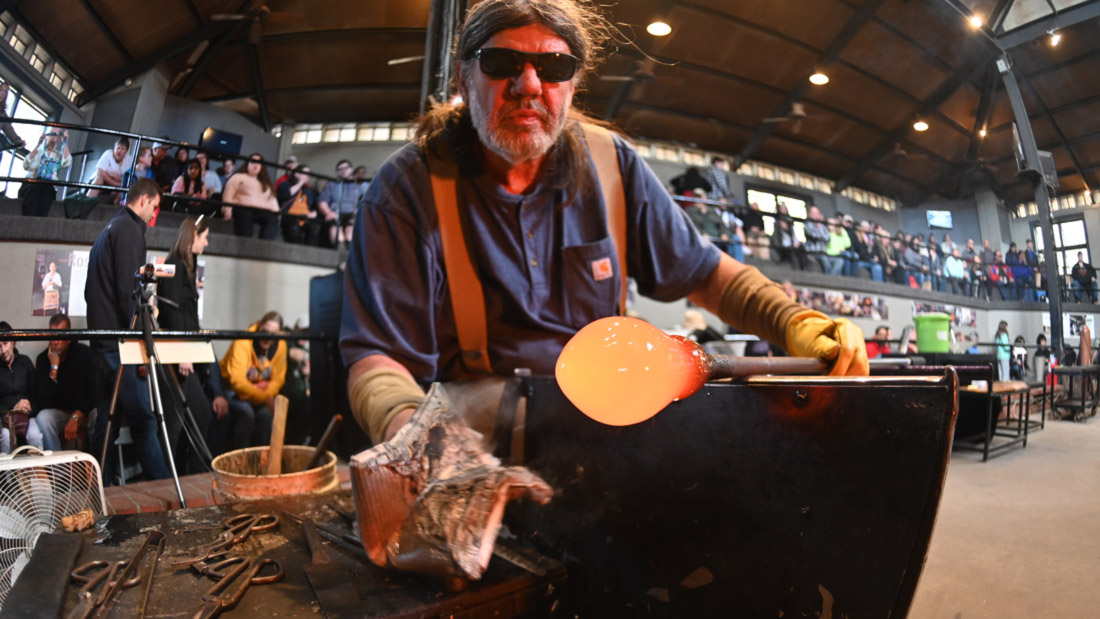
[865,325,892,359]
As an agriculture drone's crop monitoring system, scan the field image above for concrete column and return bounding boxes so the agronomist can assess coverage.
[129,67,170,138]
[277,120,296,163]
[974,188,1005,251]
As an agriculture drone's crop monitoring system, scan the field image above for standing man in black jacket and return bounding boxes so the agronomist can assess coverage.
[86,178,169,482]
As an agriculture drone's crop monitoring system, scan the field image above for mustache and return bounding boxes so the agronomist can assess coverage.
[498,101,549,121]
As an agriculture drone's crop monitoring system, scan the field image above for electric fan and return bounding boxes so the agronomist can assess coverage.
[0,447,106,609]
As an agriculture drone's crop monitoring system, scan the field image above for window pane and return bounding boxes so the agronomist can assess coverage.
[291,130,308,145]
[747,189,777,236]
[338,126,356,142]
[305,129,322,144]
[1060,220,1086,247]
[780,197,807,242]
[372,126,390,141]
[391,126,409,141]
[1033,225,1044,251]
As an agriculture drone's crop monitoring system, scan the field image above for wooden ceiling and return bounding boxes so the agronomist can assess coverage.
[14,0,1100,206]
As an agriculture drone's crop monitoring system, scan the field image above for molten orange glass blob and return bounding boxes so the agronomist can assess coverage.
[555,317,710,426]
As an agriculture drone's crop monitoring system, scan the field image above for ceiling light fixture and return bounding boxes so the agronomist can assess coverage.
[969,15,983,28]
[1049,30,1061,46]
[647,21,672,36]
[913,120,929,132]
[809,72,829,85]
[979,128,987,138]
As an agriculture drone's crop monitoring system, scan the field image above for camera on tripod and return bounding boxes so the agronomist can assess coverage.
[133,263,176,302]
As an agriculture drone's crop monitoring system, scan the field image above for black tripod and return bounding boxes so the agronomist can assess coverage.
[98,265,214,505]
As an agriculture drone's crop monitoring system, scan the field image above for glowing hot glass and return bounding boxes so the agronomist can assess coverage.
[555,317,709,426]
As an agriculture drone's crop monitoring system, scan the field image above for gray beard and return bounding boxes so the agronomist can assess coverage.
[467,93,566,165]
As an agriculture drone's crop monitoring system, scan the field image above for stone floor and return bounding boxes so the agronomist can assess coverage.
[909,414,1100,618]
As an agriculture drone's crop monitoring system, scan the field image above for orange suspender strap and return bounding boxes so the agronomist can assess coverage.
[428,152,493,374]
[581,123,629,316]
[427,124,628,374]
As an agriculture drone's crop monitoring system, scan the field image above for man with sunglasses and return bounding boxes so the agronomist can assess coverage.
[340,0,868,580]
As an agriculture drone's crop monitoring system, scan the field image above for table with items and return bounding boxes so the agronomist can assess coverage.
[4,492,565,618]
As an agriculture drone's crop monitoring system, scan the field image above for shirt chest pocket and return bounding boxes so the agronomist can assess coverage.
[559,236,622,328]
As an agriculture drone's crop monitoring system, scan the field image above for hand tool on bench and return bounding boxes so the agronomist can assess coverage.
[67,560,141,619]
[301,518,361,618]
[85,529,164,619]
[169,513,280,570]
[302,414,342,472]
[193,556,284,619]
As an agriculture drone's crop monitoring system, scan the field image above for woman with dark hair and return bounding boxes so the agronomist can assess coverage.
[157,216,222,467]
[173,146,190,178]
[222,153,279,239]
[170,158,208,213]
[219,310,287,449]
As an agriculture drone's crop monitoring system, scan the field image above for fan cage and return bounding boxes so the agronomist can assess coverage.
[0,450,106,609]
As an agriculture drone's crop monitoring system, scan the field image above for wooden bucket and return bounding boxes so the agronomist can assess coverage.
[211,445,338,503]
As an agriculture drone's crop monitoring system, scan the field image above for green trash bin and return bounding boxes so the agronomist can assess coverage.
[914,313,951,353]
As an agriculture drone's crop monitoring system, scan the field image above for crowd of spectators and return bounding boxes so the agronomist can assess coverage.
[6,119,373,248]
[671,158,1096,305]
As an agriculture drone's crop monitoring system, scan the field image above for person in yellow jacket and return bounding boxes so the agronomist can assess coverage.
[219,311,286,450]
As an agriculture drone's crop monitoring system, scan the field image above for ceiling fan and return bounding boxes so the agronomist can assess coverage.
[761,102,826,134]
[212,0,303,44]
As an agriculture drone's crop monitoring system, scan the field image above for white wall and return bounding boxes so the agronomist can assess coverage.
[0,241,333,361]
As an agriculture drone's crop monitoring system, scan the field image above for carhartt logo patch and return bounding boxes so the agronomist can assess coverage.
[591,257,613,281]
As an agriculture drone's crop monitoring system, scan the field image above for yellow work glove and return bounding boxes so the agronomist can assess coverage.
[785,310,869,377]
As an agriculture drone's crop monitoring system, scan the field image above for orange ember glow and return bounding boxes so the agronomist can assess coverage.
[555,317,710,426]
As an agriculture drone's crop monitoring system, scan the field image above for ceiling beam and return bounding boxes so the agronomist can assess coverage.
[834,49,992,193]
[905,68,1001,207]
[0,1,23,14]
[663,1,974,136]
[76,24,231,105]
[585,94,924,192]
[178,22,242,97]
[989,0,1016,35]
[198,82,421,103]
[1018,72,1090,189]
[257,27,425,44]
[77,0,133,62]
[997,0,1100,50]
[181,0,204,27]
[248,42,269,131]
[733,0,887,168]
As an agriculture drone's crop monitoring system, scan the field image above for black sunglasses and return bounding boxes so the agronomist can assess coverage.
[474,48,579,82]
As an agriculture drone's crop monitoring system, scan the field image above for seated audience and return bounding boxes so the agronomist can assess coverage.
[802,206,829,271]
[216,158,236,187]
[0,322,39,452]
[172,147,190,180]
[196,152,223,198]
[821,217,849,276]
[274,156,298,190]
[901,237,926,288]
[317,159,366,246]
[770,217,806,270]
[86,137,132,201]
[170,158,209,212]
[1010,248,1036,302]
[865,325,891,359]
[219,311,286,450]
[988,250,1013,301]
[851,221,883,281]
[151,140,177,190]
[281,315,312,445]
[33,313,96,451]
[222,153,280,240]
[943,249,969,296]
[121,146,154,193]
[21,129,71,217]
[1070,251,1097,303]
[969,255,989,300]
[0,82,24,151]
[685,202,732,255]
[277,163,322,245]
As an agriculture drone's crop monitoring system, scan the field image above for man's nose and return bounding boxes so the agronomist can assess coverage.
[510,63,543,96]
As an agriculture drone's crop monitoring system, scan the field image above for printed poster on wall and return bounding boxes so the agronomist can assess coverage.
[30,250,202,319]
[31,250,87,317]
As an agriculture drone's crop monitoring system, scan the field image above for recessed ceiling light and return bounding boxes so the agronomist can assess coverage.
[913,120,929,132]
[809,72,829,85]
[969,15,983,28]
[979,128,987,137]
[1049,30,1061,46]
[647,21,672,36]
